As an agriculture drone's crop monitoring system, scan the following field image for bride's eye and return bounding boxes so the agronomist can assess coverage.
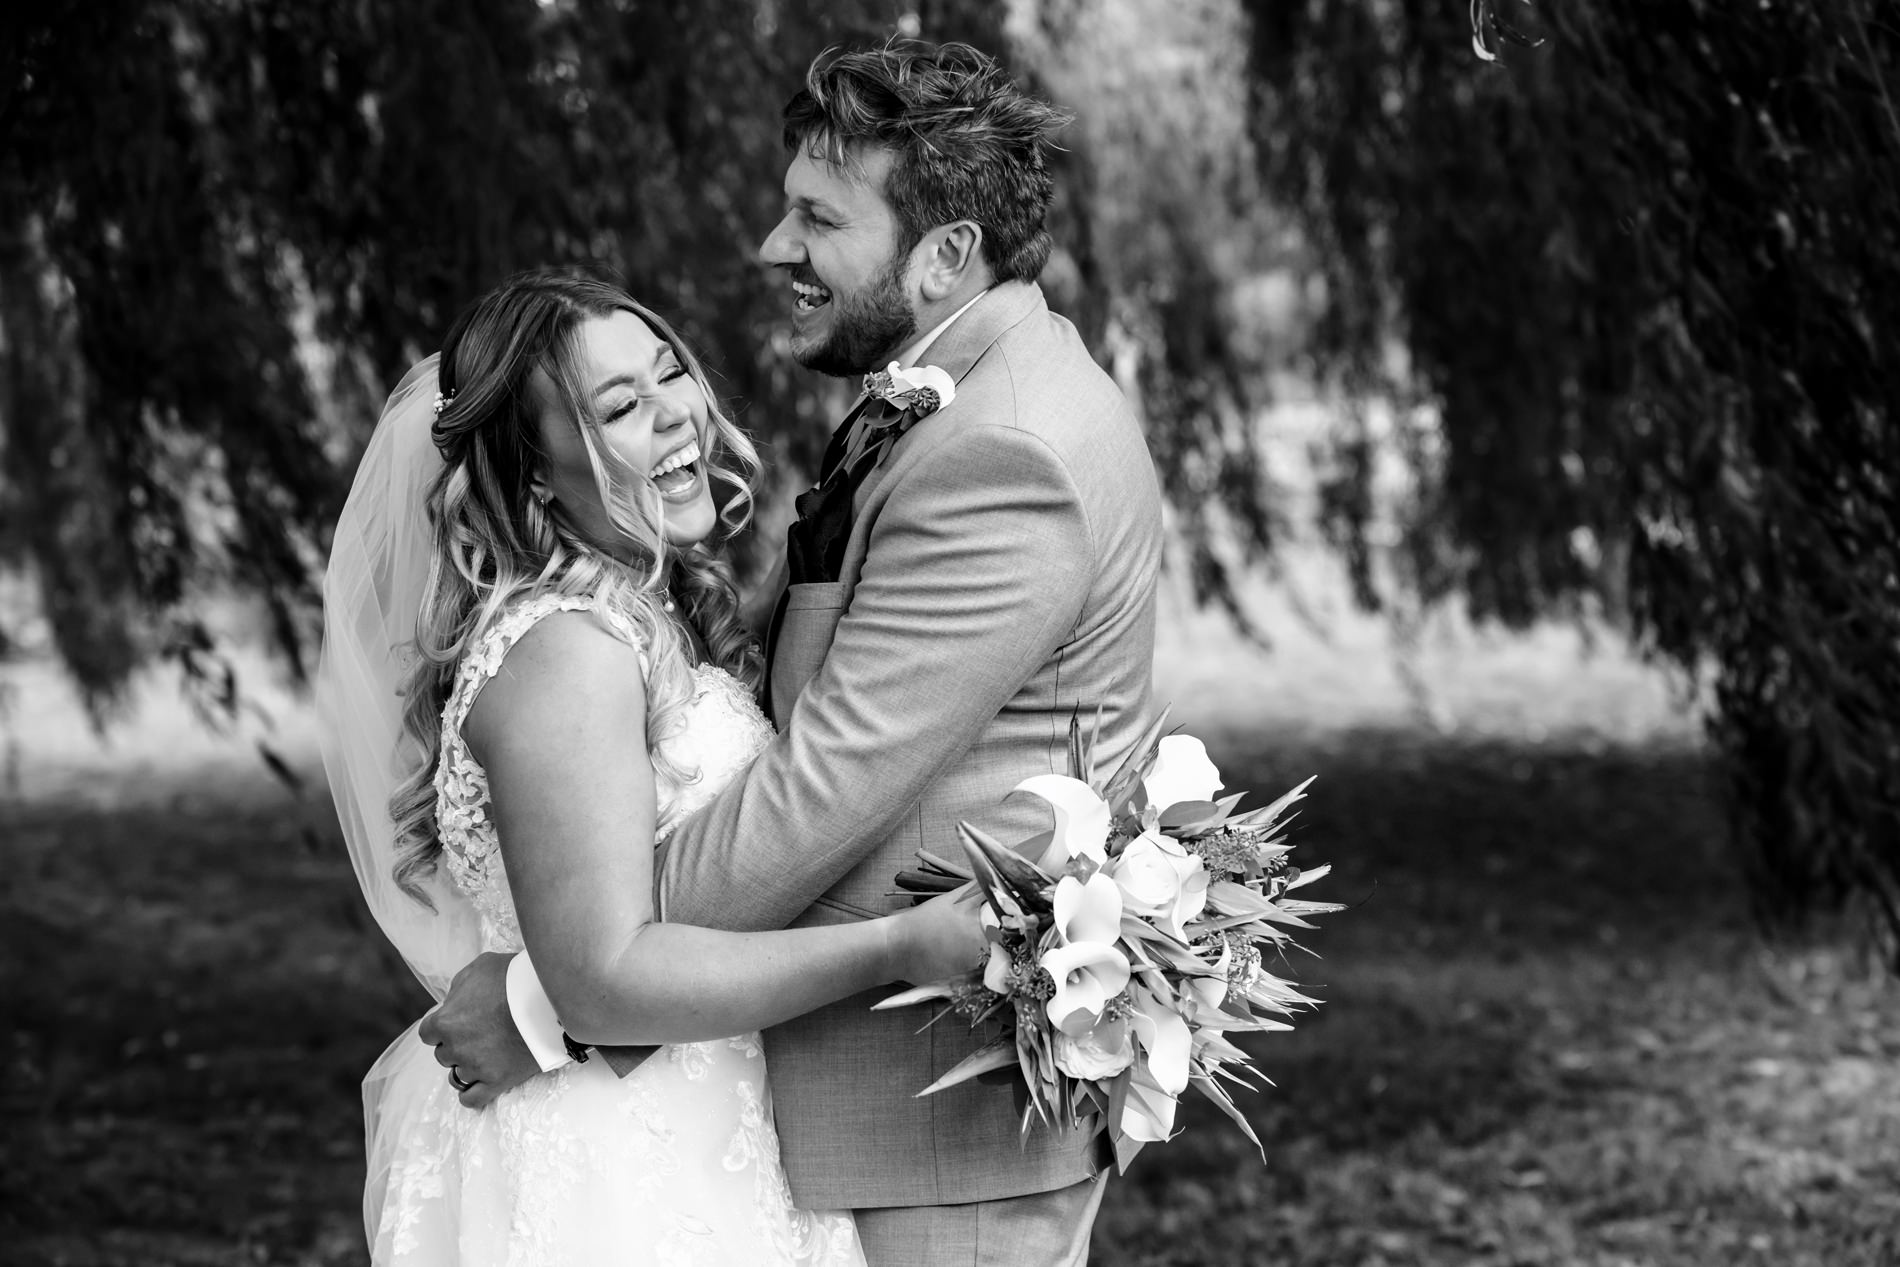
[660,359,687,384]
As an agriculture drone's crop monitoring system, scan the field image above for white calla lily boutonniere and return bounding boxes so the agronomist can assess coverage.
[863,362,956,421]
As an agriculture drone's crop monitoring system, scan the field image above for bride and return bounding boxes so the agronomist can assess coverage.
[316,269,981,1265]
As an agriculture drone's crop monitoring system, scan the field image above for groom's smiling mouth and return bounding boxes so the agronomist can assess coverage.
[792,278,831,312]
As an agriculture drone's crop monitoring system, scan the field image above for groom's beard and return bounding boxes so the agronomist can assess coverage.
[794,251,917,379]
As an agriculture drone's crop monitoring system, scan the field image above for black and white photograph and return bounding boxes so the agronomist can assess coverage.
[3,2,1897,1264]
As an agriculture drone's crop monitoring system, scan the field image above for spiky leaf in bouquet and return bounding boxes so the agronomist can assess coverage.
[878,710,1346,1169]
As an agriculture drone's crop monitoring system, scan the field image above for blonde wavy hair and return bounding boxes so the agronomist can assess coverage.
[389,268,764,900]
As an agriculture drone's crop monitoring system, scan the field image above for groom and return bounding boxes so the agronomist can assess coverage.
[427,40,1163,1265]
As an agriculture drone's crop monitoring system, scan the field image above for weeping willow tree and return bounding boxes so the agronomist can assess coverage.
[6,0,1896,953]
[1244,0,1900,950]
[0,0,1005,715]
[1018,0,1291,634]
[0,0,1272,715]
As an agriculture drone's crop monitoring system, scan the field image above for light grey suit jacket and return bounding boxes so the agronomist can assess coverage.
[656,281,1163,1210]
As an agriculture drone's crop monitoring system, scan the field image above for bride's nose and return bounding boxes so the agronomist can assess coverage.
[651,392,693,435]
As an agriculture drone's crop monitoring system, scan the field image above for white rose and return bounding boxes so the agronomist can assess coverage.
[1052,1014,1136,1081]
[1106,830,1208,943]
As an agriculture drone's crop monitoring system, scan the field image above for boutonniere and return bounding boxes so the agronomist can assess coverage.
[862,362,956,423]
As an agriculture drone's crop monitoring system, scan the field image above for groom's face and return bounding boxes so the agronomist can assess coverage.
[761,145,919,377]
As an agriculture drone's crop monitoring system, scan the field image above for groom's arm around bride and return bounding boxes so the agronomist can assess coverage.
[430,40,1164,1266]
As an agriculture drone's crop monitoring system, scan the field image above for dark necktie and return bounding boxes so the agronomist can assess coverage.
[761,393,916,724]
[785,394,911,585]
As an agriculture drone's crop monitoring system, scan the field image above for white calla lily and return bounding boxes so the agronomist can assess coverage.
[885,362,957,407]
[1143,735,1224,811]
[1129,985,1193,1094]
[1013,774,1111,865]
[984,943,1012,994]
[1187,939,1231,1011]
[1053,873,1123,946]
[980,905,1012,994]
[1042,942,1132,1034]
[1120,1062,1181,1142]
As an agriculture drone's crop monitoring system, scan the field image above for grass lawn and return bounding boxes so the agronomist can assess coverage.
[4,582,1897,1265]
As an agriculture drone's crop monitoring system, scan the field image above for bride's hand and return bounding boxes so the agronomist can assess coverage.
[889,882,988,984]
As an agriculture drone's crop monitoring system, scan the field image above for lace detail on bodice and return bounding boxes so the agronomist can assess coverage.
[432,591,774,952]
[376,592,858,1266]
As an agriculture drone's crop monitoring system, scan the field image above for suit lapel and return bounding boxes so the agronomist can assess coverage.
[766,282,1051,720]
[911,281,1043,385]
[852,281,1046,511]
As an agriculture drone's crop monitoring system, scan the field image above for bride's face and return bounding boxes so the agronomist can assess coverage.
[530,310,719,554]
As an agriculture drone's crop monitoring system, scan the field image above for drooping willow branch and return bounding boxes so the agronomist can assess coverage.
[1470,0,1546,62]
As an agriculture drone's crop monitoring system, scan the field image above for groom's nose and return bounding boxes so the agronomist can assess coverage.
[759,213,803,266]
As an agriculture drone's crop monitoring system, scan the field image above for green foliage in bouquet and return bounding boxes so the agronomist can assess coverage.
[884,710,1342,1172]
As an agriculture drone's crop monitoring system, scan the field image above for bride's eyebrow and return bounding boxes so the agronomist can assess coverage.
[591,346,676,398]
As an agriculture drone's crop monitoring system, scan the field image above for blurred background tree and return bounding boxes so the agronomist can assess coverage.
[0,0,913,716]
[1,0,1895,952]
[1242,0,1899,954]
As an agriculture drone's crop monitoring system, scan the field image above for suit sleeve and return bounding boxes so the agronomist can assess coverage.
[656,422,1094,931]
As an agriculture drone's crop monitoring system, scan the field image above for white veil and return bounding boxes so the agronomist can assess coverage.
[317,353,482,999]
[315,355,482,1240]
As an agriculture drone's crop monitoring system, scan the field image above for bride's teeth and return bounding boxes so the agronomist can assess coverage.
[649,441,702,480]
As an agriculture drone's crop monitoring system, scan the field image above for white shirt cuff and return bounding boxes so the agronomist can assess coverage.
[504,951,572,1073]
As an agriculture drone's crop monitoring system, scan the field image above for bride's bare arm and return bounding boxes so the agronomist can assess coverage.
[463,611,973,1047]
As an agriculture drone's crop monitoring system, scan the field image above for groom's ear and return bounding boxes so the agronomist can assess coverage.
[916,220,985,302]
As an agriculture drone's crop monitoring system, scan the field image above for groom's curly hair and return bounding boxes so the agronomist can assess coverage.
[784,40,1072,284]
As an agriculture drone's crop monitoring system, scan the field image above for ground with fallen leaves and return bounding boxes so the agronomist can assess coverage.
[5,584,1897,1266]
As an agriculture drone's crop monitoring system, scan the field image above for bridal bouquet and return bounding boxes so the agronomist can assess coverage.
[883,713,1342,1171]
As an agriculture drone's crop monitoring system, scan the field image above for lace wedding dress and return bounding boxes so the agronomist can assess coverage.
[365,593,863,1266]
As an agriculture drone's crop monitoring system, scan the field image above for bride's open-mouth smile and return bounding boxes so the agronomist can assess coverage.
[648,438,704,504]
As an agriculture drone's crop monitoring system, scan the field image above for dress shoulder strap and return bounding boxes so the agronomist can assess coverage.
[442,593,648,742]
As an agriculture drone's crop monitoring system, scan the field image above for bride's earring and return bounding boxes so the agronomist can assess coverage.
[525,485,558,545]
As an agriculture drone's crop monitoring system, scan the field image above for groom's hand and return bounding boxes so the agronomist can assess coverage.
[418,952,540,1108]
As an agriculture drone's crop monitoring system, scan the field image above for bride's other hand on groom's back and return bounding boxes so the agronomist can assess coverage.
[418,951,535,1107]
